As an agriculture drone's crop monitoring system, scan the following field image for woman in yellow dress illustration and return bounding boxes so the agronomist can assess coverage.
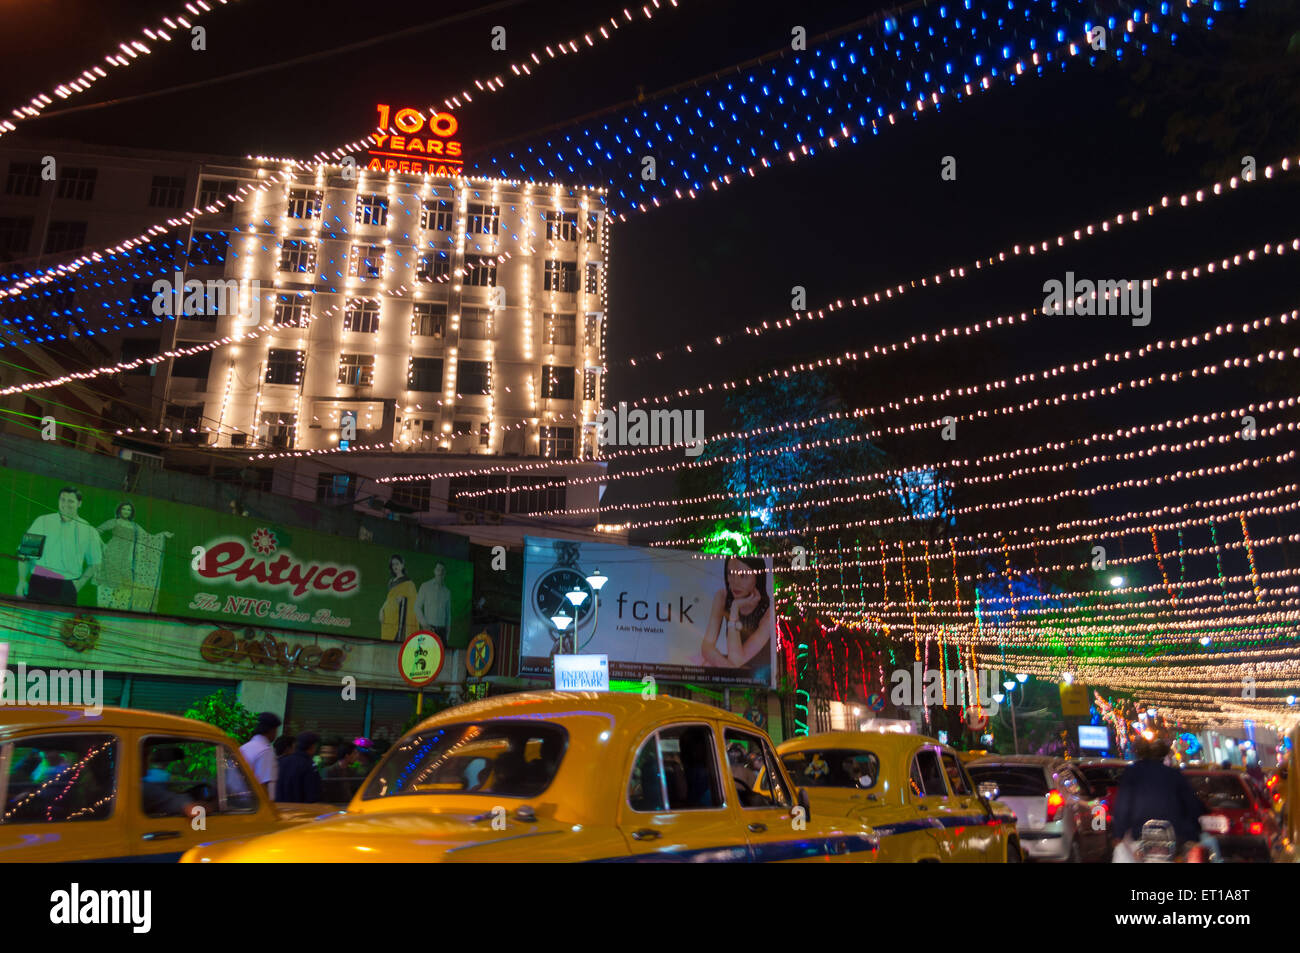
[96,502,173,612]
[379,555,419,642]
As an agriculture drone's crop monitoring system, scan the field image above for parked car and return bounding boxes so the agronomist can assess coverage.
[182,691,881,863]
[965,755,1109,862]
[776,732,1022,862]
[1074,757,1129,829]
[1184,768,1283,862]
[0,706,326,861]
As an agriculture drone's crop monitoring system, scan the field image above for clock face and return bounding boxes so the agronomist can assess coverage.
[533,568,595,628]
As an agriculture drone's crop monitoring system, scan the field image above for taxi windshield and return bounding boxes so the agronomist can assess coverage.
[781,749,880,789]
[363,721,568,800]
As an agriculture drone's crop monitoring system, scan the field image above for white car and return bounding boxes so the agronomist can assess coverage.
[966,755,1109,862]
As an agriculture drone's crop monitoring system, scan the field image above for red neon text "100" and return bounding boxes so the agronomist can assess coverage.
[376,103,458,138]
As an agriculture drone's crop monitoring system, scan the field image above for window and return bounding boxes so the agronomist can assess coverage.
[584,313,602,349]
[316,472,356,503]
[418,250,450,283]
[780,749,880,789]
[544,259,577,292]
[585,261,601,295]
[508,476,566,514]
[56,167,97,201]
[538,425,574,459]
[545,210,578,241]
[149,175,186,208]
[390,477,432,511]
[965,764,1049,797]
[479,421,491,447]
[260,411,297,448]
[120,337,161,375]
[355,193,388,226]
[2,734,117,824]
[273,292,310,328]
[421,198,453,231]
[447,474,509,513]
[724,729,791,808]
[0,217,33,257]
[459,307,491,339]
[5,161,43,197]
[457,360,491,396]
[140,737,257,817]
[545,313,575,346]
[344,298,380,333]
[404,417,438,450]
[583,368,600,402]
[542,366,575,401]
[349,243,385,278]
[453,419,473,439]
[908,749,949,798]
[278,239,317,273]
[171,350,212,379]
[941,753,973,795]
[188,230,229,265]
[628,724,723,812]
[264,348,303,385]
[338,353,375,386]
[412,302,446,338]
[43,221,87,255]
[466,202,499,235]
[463,254,496,287]
[286,187,321,219]
[407,357,444,392]
[584,211,599,243]
[198,177,236,207]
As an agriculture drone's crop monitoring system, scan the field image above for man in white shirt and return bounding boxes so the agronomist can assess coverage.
[415,563,451,636]
[18,486,103,606]
[239,712,282,800]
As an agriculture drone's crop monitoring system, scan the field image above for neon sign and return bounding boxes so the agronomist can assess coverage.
[367,103,464,175]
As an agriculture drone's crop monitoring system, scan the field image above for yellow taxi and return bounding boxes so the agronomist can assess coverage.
[182,691,881,863]
[0,706,326,862]
[776,731,1022,862]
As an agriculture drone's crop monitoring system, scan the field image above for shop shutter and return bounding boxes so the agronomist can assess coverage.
[129,675,238,716]
[368,689,417,744]
[285,685,365,742]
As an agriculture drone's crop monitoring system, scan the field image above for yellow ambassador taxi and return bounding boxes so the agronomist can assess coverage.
[182,691,881,863]
[0,707,325,862]
[776,732,1022,862]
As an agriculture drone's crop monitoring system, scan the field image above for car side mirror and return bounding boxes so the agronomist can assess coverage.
[977,781,999,801]
[798,786,812,821]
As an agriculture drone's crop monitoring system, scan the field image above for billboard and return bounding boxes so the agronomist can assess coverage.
[4,467,472,646]
[521,537,776,687]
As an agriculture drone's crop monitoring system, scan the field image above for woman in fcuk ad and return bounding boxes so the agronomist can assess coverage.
[698,556,773,683]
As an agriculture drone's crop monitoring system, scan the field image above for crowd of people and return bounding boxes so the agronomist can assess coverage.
[239,712,378,805]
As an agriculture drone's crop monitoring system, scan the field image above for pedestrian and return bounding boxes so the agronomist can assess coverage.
[240,712,281,800]
[322,740,360,803]
[273,734,294,759]
[277,732,322,803]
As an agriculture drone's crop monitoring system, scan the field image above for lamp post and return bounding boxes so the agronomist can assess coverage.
[1002,678,1022,755]
[552,572,607,656]
[585,568,608,650]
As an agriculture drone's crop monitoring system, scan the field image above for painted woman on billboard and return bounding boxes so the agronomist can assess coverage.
[379,555,419,642]
[697,556,773,684]
[95,501,174,612]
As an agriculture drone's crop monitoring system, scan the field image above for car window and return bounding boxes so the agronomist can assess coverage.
[627,724,723,812]
[941,753,972,795]
[142,737,258,817]
[909,749,948,797]
[967,764,1050,796]
[724,729,791,809]
[1187,773,1253,809]
[364,721,567,800]
[1,734,117,824]
[781,749,880,789]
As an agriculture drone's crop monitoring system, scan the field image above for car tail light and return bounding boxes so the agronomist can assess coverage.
[1046,790,1065,822]
[1248,820,1264,835]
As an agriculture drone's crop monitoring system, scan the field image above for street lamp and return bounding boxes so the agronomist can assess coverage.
[1109,575,1125,588]
[560,585,589,654]
[1002,679,1021,755]
[583,570,607,652]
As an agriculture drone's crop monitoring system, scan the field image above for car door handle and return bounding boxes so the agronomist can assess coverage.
[917,805,928,811]
[748,822,767,833]
[631,828,661,841]
[142,831,181,841]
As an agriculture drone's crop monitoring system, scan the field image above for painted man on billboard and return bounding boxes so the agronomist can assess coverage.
[16,486,103,607]
[415,563,452,638]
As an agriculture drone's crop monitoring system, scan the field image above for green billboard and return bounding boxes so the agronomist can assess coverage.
[6,466,472,646]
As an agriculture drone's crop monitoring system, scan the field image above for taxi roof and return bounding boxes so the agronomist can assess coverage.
[777,730,944,754]
[0,706,227,740]
[408,690,757,738]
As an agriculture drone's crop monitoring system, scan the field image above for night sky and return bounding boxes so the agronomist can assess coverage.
[4,0,1298,575]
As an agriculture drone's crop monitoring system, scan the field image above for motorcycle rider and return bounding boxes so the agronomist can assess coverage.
[1111,734,1207,862]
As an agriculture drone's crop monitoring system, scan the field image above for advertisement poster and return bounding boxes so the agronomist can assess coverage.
[4,467,472,646]
[521,537,776,687]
